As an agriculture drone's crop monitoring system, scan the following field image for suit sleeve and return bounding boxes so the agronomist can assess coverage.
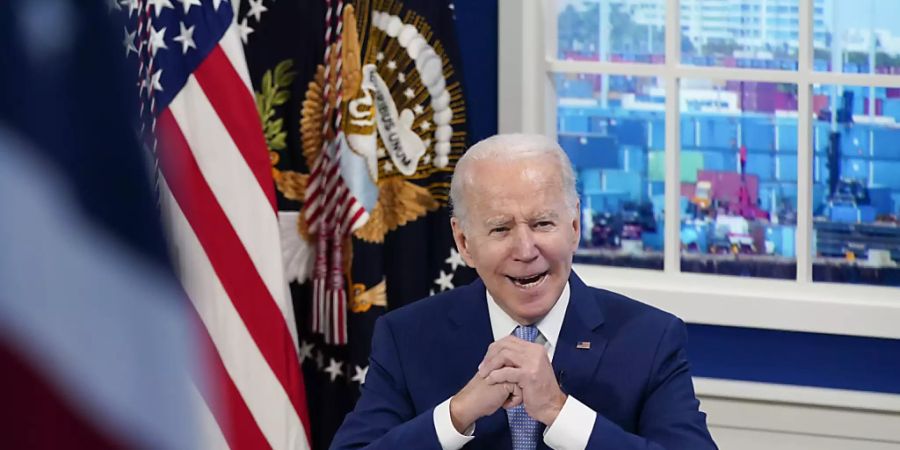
[584,317,718,450]
[329,316,443,450]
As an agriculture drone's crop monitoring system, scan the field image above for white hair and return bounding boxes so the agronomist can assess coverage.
[450,133,578,228]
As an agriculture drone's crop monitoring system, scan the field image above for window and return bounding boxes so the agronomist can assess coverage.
[499,0,900,337]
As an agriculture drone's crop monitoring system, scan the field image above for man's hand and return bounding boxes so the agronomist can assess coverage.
[478,335,567,426]
[449,373,516,434]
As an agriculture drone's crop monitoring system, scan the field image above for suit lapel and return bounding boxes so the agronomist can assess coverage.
[446,278,493,375]
[446,279,513,447]
[551,273,608,400]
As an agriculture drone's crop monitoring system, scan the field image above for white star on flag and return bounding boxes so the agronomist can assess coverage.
[434,270,454,292]
[383,160,394,173]
[423,153,432,165]
[376,147,386,158]
[404,88,415,99]
[173,22,196,54]
[298,340,315,363]
[238,17,254,44]
[445,248,466,271]
[376,52,384,61]
[420,121,431,131]
[325,358,344,382]
[413,104,424,115]
[386,60,397,71]
[247,0,268,22]
[149,25,168,56]
[123,0,140,18]
[398,72,406,83]
[123,27,137,57]
[351,365,369,385]
[175,0,201,14]
[149,69,164,92]
[148,0,174,17]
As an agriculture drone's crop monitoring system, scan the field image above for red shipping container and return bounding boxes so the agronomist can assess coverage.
[812,95,830,114]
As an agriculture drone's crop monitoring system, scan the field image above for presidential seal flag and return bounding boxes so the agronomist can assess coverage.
[113,1,311,449]
[238,0,475,447]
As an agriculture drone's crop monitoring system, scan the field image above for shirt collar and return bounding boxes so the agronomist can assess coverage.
[485,281,570,350]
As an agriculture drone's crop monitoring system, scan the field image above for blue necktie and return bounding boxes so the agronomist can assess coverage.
[507,325,540,450]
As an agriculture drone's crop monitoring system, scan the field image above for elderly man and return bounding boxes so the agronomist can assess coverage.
[331,134,716,450]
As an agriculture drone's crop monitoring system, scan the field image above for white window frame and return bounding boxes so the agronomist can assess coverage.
[499,0,900,340]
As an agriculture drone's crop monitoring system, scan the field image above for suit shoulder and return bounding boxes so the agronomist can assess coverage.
[380,283,472,328]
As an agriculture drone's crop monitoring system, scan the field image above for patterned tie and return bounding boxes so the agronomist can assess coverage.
[507,325,540,450]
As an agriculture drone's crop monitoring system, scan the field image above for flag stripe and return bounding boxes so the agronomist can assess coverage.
[190,383,231,450]
[167,75,294,336]
[2,340,124,450]
[218,25,255,93]
[188,310,270,450]
[158,177,309,449]
[193,45,276,212]
[156,110,311,438]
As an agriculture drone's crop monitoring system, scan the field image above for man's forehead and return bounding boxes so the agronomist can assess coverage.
[466,159,562,191]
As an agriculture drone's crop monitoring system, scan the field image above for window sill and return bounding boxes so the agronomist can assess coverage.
[575,263,900,339]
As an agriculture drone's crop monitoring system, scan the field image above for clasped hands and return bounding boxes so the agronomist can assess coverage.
[449,335,567,434]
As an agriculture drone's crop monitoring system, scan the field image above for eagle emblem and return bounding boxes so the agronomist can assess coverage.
[258,0,467,339]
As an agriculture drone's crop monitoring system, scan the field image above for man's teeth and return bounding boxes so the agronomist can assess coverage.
[510,273,546,287]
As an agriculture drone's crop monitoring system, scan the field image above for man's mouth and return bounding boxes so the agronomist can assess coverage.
[506,271,549,288]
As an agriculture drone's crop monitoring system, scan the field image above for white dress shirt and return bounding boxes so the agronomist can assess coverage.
[432,282,597,449]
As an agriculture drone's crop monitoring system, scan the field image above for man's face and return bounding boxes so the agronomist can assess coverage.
[451,155,580,325]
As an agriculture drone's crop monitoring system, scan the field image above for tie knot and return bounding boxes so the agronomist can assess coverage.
[514,325,539,343]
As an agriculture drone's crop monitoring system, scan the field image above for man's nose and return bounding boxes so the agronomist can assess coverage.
[511,227,539,261]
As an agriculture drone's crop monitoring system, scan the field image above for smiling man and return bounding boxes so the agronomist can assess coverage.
[331,134,716,450]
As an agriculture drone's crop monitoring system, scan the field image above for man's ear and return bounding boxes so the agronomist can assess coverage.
[450,217,476,267]
[571,199,582,250]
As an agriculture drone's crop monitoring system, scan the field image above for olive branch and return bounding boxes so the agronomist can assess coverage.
[255,59,297,152]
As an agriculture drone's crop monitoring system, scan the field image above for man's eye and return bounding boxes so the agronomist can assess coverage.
[535,221,555,229]
[490,227,508,234]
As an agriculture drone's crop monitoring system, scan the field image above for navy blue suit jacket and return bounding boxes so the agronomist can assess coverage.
[331,272,716,449]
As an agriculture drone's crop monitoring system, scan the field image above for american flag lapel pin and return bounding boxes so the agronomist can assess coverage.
[576,341,591,349]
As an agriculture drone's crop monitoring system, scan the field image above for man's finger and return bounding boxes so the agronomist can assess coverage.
[503,394,523,409]
[478,347,527,377]
[484,366,521,385]
[482,338,526,361]
[502,382,523,409]
[479,338,544,376]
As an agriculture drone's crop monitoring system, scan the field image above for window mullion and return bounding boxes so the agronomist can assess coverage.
[663,0,681,274]
[796,0,814,282]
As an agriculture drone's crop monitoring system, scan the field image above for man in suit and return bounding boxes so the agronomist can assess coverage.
[331,134,716,449]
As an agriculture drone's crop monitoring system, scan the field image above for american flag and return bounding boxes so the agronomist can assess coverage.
[117,0,311,448]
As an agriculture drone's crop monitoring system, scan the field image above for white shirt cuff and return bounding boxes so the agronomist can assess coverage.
[543,395,596,450]
[433,397,476,450]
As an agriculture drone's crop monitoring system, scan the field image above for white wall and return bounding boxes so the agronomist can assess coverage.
[696,378,900,449]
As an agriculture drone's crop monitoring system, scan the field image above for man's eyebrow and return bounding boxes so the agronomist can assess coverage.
[484,216,512,227]
[532,210,560,220]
